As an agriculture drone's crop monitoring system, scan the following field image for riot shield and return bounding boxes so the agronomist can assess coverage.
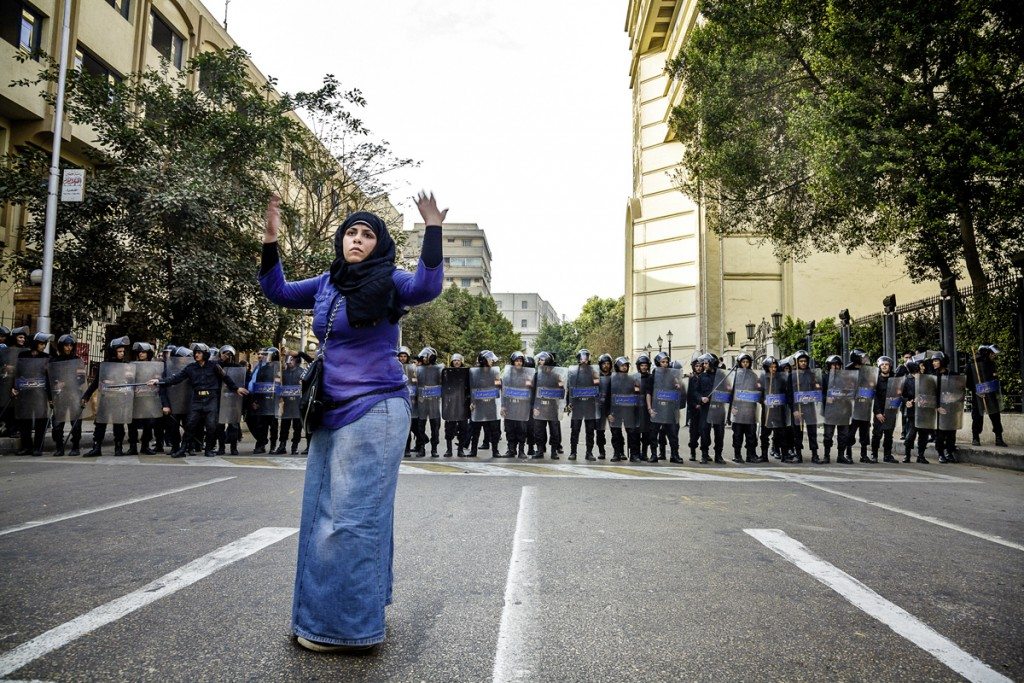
[533,366,567,422]
[651,367,684,425]
[567,365,601,420]
[760,371,791,428]
[823,369,858,426]
[0,347,20,410]
[280,366,303,419]
[441,367,470,422]
[49,358,88,424]
[970,358,1005,416]
[882,376,905,432]
[252,361,281,417]
[14,357,49,420]
[469,366,501,422]
[706,369,733,425]
[914,374,938,430]
[416,364,443,420]
[938,374,967,431]
[791,368,823,427]
[852,366,880,422]
[609,372,640,429]
[501,366,535,422]
[164,356,194,414]
[132,361,165,420]
[96,362,135,425]
[730,368,761,425]
[597,373,611,424]
[404,364,419,412]
[219,366,247,423]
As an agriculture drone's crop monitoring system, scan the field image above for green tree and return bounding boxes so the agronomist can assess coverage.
[667,0,1024,292]
[576,295,625,357]
[400,285,521,363]
[533,319,581,366]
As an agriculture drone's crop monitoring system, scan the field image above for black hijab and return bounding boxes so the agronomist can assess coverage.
[329,211,407,328]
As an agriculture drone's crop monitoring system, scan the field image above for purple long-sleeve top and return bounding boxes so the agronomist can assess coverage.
[259,243,443,430]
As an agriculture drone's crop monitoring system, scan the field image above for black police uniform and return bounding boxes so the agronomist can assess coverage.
[160,359,241,456]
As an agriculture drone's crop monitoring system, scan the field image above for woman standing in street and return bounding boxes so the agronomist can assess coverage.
[259,192,445,653]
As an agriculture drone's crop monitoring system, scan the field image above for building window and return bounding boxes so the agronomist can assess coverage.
[151,11,184,69]
[1,2,44,57]
[447,256,483,268]
[74,45,123,89]
[106,0,131,20]
[460,278,471,288]
[521,300,528,309]
[521,319,527,328]
[447,237,455,243]
[461,238,473,247]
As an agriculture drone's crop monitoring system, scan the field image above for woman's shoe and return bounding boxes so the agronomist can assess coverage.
[296,636,376,654]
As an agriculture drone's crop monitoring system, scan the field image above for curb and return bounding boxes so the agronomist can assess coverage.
[954,446,1024,472]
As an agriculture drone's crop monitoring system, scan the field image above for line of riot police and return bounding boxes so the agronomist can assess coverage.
[395,342,1007,466]
[0,326,315,458]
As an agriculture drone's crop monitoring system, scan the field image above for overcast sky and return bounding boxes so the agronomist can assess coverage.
[199,0,633,319]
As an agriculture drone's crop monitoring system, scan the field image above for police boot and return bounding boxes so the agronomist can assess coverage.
[821,449,831,464]
[114,442,125,457]
[732,449,744,464]
[883,450,897,463]
[568,450,577,460]
[272,443,286,455]
[937,449,948,463]
[230,443,239,455]
[457,446,466,458]
[690,448,697,462]
[699,452,711,464]
[69,447,81,457]
[518,444,526,459]
[811,451,822,464]
[790,451,804,463]
[127,441,139,456]
[757,448,769,464]
[204,447,217,458]
[995,436,1008,447]
[598,445,606,459]
[444,439,453,457]
[585,451,596,461]
[714,452,726,464]
[902,448,911,463]
[83,443,102,458]
[610,452,621,462]
[291,442,300,455]
[670,453,684,464]
[550,447,559,460]
[916,453,930,464]
[971,437,981,446]
[527,444,535,455]
[170,446,187,459]
[54,442,65,457]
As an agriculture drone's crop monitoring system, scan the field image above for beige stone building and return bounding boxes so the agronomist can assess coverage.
[0,0,397,358]
[492,292,559,355]
[404,222,492,296]
[624,0,938,360]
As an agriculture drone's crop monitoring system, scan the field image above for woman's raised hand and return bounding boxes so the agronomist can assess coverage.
[264,194,281,243]
[415,191,448,226]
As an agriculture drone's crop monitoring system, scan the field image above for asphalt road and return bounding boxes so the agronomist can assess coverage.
[0,453,1021,682]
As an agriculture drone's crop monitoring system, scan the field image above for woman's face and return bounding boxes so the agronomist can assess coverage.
[343,223,378,263]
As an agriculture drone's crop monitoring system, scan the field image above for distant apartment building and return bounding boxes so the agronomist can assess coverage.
[405,222,492,296]
[492,292,559,355]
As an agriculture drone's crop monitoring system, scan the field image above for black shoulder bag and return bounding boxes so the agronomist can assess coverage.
[300,293,342,436]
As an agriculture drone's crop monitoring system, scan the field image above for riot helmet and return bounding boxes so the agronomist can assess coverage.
[450,353,464,367]
[220,345,237,358]
[653,351,671,368]
[825,354,843,369]
[397,346,412,363]
[613,356,630,372]
[264,347,280,362]
[11,326,29,346]
[876,356,894,373]
[477,350,498,367]
[849,349,868,365]
[535,351,554,367]
[697,353,714,364]
[930,351,948,370]
[524,355,536,369]
[0,325,9,339]
[762,355,778,372]
[576,348,591,363]
[57,334,76,354]
[737,352,753,369]
[191,343,211,361]
[635,354,652,373]
[977,344,1001,357]
[31,332,53,349]
[779,358,792,371]
[418,347,438,365]
[597,353,613,368]
[174,346,193,358]
[509,351,526,367]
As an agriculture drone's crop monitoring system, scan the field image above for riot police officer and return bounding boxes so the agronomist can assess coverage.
[82,337,133,457]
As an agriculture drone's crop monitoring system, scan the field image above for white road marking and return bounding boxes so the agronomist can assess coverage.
[492,486,538,683]
[746,529,1012,683]
[0,477,236,537]
[795,480,1024,552]
[0,527,297,679]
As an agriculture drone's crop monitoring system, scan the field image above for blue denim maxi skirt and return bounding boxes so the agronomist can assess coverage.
[291,397,410,646]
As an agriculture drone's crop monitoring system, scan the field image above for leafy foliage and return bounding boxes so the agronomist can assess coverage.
[667,0,1024,291]
[533,318,582,367]
[400,284,522,363]
[575,296,625,358]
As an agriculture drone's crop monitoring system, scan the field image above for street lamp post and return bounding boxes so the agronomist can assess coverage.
[746,321,755,341]
[657,335,663,353]
[666,330,673,357]
[36,0,75,336]
[771,310,783,331]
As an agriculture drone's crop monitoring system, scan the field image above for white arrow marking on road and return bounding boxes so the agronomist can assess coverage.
[745,529,1012,683]
[795,481,1024,552]
[0,527,297,679]
[0,476,237,537]
[492,486,538,683]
